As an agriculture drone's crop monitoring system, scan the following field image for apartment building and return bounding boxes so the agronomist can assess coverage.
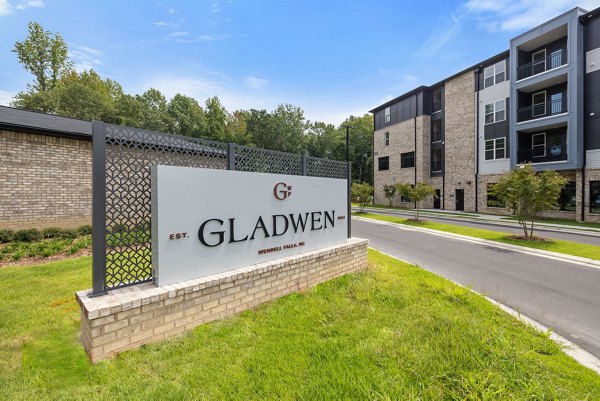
[371,6,600,222]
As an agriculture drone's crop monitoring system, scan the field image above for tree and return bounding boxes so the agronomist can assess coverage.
[382,184,396,206]
[396,182,436,221]
[305,121,340,159]
[205,96,227,141]
[136,88,171,132]
[13,21,73,93]
[337,114,373,184]
[167,94,206,138]
[491,163,567,239]
[351,182,374,213]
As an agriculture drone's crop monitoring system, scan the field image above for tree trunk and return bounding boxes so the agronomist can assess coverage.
[529,221,534,239]
[415,202,419,221]
[519,219,528,238]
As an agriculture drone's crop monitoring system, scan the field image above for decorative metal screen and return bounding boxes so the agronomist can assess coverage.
[92,122,349,295]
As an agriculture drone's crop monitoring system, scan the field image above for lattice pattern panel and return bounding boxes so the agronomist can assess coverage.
[235,145,303,175]
[104,124,227,289]
[306,156,347,179]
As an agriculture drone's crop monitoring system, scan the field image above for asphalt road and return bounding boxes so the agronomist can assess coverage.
[353,217,600,359]
[360,209,600,246]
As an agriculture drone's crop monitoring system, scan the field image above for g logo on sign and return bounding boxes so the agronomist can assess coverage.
[274,182,292,200]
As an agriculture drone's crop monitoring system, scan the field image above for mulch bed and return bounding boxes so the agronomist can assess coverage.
[0,247,92,268]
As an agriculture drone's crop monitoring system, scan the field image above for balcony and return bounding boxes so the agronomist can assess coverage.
[517,49,567,81]
[517,97,567,122]
[517,144,567,164]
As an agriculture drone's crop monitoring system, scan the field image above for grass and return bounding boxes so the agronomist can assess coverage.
[501,215,600,230]
[0,235,91,262]
[356,212,600,261]
[0,252,599,400]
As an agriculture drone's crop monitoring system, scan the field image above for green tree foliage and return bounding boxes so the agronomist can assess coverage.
[338,115,373,184]
[352,182,374,213]
[12,21,73,93]
[224,110,252,145]
[305,121,340,159]
[204,96,227,141]
[167,94,206,138]
[136,88,172,132]
[491,163,567,239]
[382,184,397,206]
[54,70,122,121]
[396,182,436,221]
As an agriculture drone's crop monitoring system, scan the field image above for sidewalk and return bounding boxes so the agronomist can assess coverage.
[354,206,600,236]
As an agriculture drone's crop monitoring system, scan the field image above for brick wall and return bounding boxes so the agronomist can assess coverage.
[0,130,92,229]
[76,238,369,362]
[444,71,477,211]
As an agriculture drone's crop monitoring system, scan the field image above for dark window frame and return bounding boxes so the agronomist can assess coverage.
[590,181,600,214]
[378,156,390,171]
[558,182,576,212]
[384,132,389,146]
[400,151,415,168]
[486,183,505,208]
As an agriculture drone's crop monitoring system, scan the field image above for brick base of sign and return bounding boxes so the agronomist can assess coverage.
[76,238,369,362]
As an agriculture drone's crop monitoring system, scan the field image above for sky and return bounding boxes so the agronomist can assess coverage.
[1,0,599,125]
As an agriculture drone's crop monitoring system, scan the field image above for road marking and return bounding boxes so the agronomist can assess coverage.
[354,216,600,270]
[370,247,600,375]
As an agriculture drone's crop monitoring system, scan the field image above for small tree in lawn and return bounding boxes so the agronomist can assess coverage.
[491,163,566,239]
[352,182,374,213]
[396,182,436,222]
[382,184,396,207]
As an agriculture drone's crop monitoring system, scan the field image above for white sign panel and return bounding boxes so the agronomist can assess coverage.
[151,166,348,286]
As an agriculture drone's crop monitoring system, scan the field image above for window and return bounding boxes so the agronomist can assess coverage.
[378,156,389,171]
[384,107,391,123]
[558,182,576,211]
[550,49,563,69]
[400,152,415,168]
[532,91,546,117]
[431,119,442,142]
[384,132,390,146]
[484,99,506,124]
[484,137,506,160]
[431,149,442,172]
[550,92,564,115]
[591,181,600,213]
[487,184,505,208]
[433,89,442,112]
[483,60,506,88]
[532,49,546,75]
[532,133,546,157]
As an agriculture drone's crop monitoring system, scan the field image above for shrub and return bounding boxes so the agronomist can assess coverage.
[0,229,14,243]
[58,229,78,240]
[41,227,63,239]
[77,225,93,236]
[13,229,42,242]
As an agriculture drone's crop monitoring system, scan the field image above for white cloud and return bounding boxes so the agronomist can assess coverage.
[70,44,104,72]
[242,76,268,89]
[175,33,231,43]
[416,13,463,58]
[212,2,220,13]
[15,0,43,10]
[168,31,189,38]
[0,90,15,106]
[168,8,177,14]
[464,0,600,32]
[0,0,11,15]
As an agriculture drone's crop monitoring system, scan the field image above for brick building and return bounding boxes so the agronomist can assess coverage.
[371,6,600,222]
[0,106,92,229]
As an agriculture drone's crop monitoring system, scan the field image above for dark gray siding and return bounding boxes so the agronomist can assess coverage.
[585,16,600,150]
[484,98,510,157]
[374,93,424,131]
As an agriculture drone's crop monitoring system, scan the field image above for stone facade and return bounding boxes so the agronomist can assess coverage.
[583,168,600,223]
[444,71,477,212]
[0,130,92,229]
[77,238,369,362]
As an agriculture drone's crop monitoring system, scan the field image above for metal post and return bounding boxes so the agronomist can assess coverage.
[301,154,307,176]
[347,162,352,238]
[227,143,235,170]
[91,121,108,296]
[345,126,350,163]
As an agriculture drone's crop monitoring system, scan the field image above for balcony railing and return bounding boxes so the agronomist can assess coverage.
[517,97,567,122]
[517,49,567,80]
[431,160,442,172]
[517,144,567,164]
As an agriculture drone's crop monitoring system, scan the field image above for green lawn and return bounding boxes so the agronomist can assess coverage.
[0,252,598,399]
[500,215,600,230]
[357,212,600,261]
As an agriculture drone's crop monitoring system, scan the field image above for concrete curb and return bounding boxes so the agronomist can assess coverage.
[354,216,600,270]
[372,248,600,375]
[356,207,600,236]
